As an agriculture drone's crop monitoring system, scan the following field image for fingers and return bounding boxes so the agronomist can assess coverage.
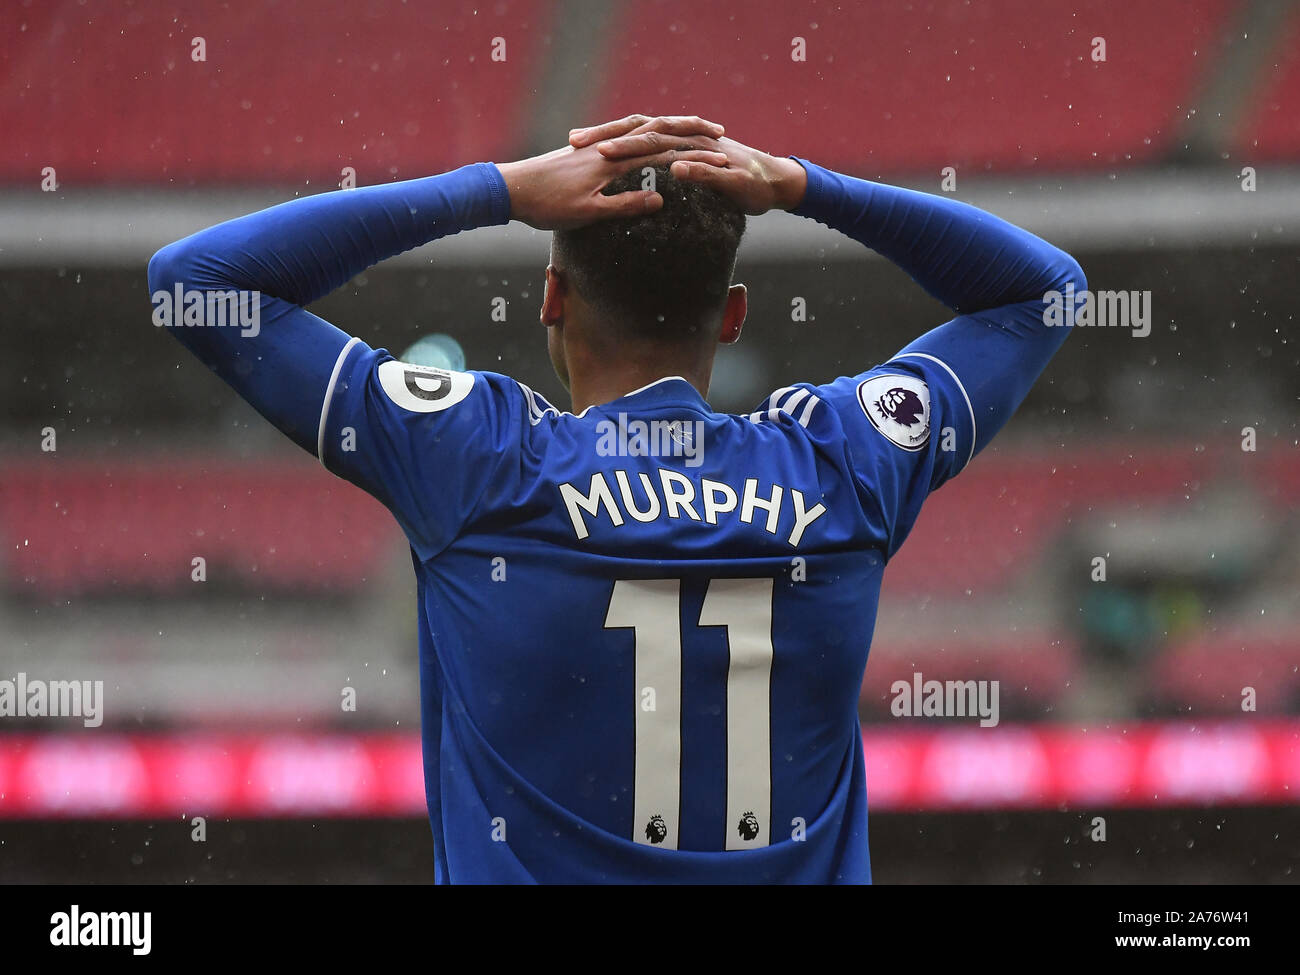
[580,146,739,224]
[613,148,729,173]
[594,132,724,162]
[632,115,725,141]
[590,188,664,218]
[569,114,652,148]
[668,158,740,191]
[570,114,724,149]
[589,155,737,221]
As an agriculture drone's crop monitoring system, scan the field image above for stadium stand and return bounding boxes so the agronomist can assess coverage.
[881,442,1278,597]
[6,0,1280,185]
[597,0,1241,174]
[1146,628,1300,715]
[3,0,1298,794]
[9,443,1290,600]
[860,633,1080,722]
[1,0,550,184]
[0,458,395,596]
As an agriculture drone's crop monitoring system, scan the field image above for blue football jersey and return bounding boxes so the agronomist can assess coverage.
[318,339,975,883]
[149,154,1081,884]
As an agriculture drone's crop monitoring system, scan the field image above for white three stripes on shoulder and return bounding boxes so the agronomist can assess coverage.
[747,385,821,427]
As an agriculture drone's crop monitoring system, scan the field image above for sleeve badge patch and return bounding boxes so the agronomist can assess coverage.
[377,360,475,413]
[856,374,931,451]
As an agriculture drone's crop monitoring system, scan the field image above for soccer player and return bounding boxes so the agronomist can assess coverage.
[148,114,1084,883]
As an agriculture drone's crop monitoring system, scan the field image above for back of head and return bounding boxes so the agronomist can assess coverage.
[552,166,746,339]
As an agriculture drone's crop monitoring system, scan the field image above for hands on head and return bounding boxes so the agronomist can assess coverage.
[569,114,808,217]
[497,114,807,230]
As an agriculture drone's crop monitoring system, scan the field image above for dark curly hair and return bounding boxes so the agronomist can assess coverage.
[552,165,746,337]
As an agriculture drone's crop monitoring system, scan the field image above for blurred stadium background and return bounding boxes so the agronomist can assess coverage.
[2,0,1299,882]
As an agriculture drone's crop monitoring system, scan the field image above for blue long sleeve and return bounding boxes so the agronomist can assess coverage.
[789,157,1083,313]
[150,162,509,302]
[147,163,510,453]
[789,157,1086,459]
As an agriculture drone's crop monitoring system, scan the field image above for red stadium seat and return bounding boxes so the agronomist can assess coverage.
[860,633,1079,721]
[2,0,549,184]
[596,0,1240,175]
[0,458,397,596]
[3,0,1263,186]
[1146,629,1300,715]
[882,442,1245,597]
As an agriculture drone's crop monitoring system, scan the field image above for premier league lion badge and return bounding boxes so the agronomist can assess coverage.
[857,374,931,450]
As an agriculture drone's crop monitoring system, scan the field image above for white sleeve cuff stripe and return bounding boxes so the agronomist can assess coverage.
[893,352,977,468]
[318,336,362,467]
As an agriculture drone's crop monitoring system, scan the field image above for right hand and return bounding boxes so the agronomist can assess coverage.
[569,117,808,216]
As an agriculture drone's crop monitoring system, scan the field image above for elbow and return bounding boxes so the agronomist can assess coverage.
[1051,250,1087,297]
[148,230,225,295]
[147,239,193,296]
[1041,251,1086,344]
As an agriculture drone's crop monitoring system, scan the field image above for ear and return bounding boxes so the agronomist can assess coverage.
[718,283,747,344]
[541,264,566,328]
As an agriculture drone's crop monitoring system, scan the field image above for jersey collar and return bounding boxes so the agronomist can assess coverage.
[577,376,709,416]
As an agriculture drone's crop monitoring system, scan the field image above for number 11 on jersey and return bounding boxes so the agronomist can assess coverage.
[604,578,775,851]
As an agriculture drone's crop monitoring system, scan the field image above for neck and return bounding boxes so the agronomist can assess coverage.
[566,337,713,414]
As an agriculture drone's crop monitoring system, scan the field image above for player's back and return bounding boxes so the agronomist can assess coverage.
[415,371,899,883]
[147,139,1079,884]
